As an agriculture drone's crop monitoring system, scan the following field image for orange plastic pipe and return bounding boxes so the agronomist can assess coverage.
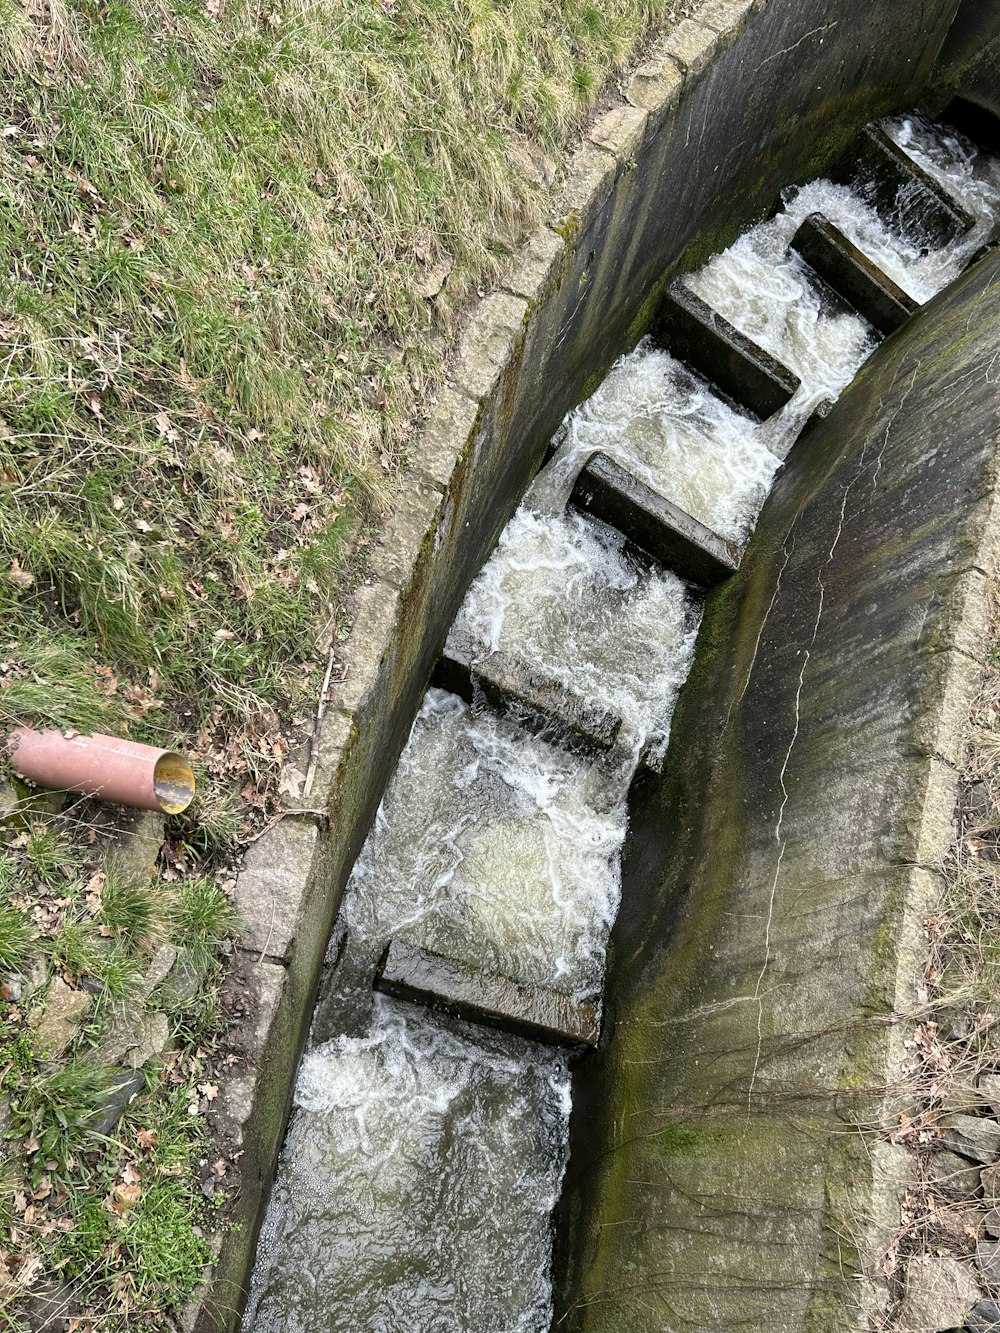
[8,728,195,814]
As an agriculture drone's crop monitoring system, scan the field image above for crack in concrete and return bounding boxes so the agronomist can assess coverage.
[746,367,913,1122]
[754,21,838,70]
[726,523,797,730]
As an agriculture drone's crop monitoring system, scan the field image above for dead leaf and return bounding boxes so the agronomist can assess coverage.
[7,560,34,590]
[277,765,306,799]
[155,410,178,443]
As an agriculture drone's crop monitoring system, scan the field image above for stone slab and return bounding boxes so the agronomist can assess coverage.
[696,0,762,34]
[325,580,400,717]
[792,211,919,333]
[29,976,88,1057]
[368,477,444,592]
[415,386,480,492]
[569,451,739,587]
[434,633,622,754]
[375,939,600,1049]
[553,144,618,231]
[626,49,685,116]
[501,227,567,305]
[452,292,528,402]
[588,105,648,163]
[662,17,721,79]
[235,817,320,962]
[655,282,800,419]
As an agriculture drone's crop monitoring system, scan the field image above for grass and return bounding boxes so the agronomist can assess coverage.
[0,0,687,1323]
[0,0,680,795]
[0,807,240,1328]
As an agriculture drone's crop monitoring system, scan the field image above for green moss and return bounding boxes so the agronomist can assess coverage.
[552,210,582,241]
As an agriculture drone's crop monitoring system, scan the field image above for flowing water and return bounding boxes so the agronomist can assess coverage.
[449,508,702,765]
[245,116,998,1333]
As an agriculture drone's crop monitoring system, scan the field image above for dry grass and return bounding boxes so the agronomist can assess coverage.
[0,0,681,799]
[872,585,1000,1326]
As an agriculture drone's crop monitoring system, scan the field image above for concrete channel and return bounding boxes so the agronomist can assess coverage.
[184,2,1000,1330]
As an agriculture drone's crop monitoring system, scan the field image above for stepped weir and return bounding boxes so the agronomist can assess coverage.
[178,3,1000,1331]
[241,104,1000,1333]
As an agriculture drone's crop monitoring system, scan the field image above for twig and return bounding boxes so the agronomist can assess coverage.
[303,644,338,798]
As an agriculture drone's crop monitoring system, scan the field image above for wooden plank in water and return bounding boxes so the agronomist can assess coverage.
[654,283,800,420]
[433,631,622,754]
[791,211,918,334]
[832,123,974,248]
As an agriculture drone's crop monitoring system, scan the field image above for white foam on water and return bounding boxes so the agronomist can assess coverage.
[886,114,1000,241]
[341,689,625,1001]
[450,505,701,765]
[685,184,879,412]
[537,339,783,546]
[245,1000,569,1333]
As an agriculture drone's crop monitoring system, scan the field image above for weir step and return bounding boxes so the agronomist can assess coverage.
[433,632,622,754]
[791,211,919,334]
[375,939,600,1050]
[941,96,1000,156]
[653,283,800,420]
[833,123,975,248]
[569,451,739,589]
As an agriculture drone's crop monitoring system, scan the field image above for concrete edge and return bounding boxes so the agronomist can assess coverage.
[846,474,1000,1321]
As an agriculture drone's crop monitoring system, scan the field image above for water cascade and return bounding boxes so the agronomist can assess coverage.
[244,112,1000,1333]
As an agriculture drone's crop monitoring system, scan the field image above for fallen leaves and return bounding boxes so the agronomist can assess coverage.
[7,560,34,591]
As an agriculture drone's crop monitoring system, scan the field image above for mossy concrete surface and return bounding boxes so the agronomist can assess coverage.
[554,250,1000,1332]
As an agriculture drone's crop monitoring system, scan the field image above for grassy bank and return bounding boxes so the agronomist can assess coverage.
[0,0,682,1324]
[0,0,676,782]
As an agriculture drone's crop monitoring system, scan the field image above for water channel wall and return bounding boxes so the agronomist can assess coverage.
[554,242,1000,1332]
[187,0,982,1327]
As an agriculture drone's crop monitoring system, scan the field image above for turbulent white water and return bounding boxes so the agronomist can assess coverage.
[246,111,1000,1333]
[341,689,626,1001]
[686,181,880,414]
[450,506,701,765]
[246,1002,570,1333]
[537,341,783,545]
[886,114,1000,245]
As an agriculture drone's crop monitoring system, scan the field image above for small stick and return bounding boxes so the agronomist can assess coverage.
[303,645,338,798]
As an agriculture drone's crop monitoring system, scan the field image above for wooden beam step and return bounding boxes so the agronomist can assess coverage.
[654,283,800,421]
[832,123,974,249]
[433,629,622,755]
[569,452,739,589]
[791,211,919,334]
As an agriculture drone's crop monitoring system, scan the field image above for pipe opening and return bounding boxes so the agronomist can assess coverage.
[153,752,196,814]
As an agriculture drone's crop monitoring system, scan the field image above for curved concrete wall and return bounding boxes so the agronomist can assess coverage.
[192,1,973,1328]
[555,248,1000,1331]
